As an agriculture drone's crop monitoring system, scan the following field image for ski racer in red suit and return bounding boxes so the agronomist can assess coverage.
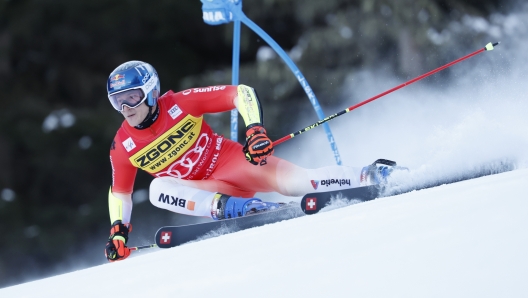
[104,61,392,262]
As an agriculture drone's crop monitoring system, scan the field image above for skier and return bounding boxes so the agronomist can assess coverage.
[104,61,393,261]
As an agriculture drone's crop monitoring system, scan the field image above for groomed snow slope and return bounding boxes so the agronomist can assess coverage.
[2,168,527,298]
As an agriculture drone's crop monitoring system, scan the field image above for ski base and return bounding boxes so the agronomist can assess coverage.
[155,204,304,248]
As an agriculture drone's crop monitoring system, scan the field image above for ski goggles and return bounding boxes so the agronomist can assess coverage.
[108,88,147,112]
[108,74,158,112]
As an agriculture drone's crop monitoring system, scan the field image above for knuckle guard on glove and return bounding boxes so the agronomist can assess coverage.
[105,221,132,262]
[243,126,274,165]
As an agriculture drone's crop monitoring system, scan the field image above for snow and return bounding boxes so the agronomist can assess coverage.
[2,168,527,297]
[4,3,528,297]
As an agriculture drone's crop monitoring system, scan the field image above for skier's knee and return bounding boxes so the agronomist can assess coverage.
[150,177,162,192]
[149,178,172,207]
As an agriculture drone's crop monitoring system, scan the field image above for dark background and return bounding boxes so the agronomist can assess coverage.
[0,0,505,288]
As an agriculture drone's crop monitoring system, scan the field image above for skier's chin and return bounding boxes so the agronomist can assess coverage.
[124,114,140,126]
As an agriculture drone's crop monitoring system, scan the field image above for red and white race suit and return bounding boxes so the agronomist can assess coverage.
[110,86,239,193]
[110,85,362,218]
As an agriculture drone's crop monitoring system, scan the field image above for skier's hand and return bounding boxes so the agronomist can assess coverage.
[105,221,132,262]
[243,125,274,165]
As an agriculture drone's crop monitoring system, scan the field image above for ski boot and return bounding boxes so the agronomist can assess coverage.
[211,193,283,220]
[359,159,404,186]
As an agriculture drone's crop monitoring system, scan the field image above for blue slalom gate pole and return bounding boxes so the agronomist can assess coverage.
[201,0,342,165]
[231,18,241,142]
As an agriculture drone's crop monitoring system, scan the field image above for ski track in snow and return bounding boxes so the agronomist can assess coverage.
[2,168,527,298]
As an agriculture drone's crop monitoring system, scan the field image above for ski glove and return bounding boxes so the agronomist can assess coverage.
[105,221,132,262]
[243,125,274,165]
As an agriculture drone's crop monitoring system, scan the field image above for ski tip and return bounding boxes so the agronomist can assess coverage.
[485,42,500,51]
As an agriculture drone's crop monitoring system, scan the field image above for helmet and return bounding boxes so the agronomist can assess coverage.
[107,61,161,111]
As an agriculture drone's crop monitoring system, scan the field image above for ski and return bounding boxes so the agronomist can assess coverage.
[152,161,511,248]
[301,185,382,214]
[300,162,513,215]
[155,203,304,248]
[299,158,403,214]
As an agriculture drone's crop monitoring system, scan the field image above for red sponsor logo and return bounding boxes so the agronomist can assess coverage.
[110,74,125,81]
[310,180,319,190]
[110,80,126,88]
[306,197,317,211]
[360,167,368,183]
[160,231,172,244]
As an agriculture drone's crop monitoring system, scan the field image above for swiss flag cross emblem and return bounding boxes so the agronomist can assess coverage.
[306,197,317,211]
[160,231,172,244]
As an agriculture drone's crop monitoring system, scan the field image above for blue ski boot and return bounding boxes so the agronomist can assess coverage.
[359,159,402,186]
[211,194,283,220]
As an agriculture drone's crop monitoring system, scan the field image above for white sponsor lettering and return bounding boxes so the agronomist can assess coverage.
[209,153,219,170]
[141,72,150,83]
[110,80,126,89]
[143,74,157,93]
[192,86,226,93]
[253,141,270,149]
[203,11,227,23]
[182,86,226,95]
[215,136,223,150]
[296,71,317,106]
[205,136,224,178]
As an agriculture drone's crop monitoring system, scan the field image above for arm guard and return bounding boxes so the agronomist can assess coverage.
[108,187,132,224]
[237,84,263,129]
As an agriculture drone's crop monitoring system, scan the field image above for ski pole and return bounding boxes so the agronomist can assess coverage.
[130,243,158,252]
[273,42,500,146]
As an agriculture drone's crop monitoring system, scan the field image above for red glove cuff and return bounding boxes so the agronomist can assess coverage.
[109,221,132,243]
[246,125,266,138]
